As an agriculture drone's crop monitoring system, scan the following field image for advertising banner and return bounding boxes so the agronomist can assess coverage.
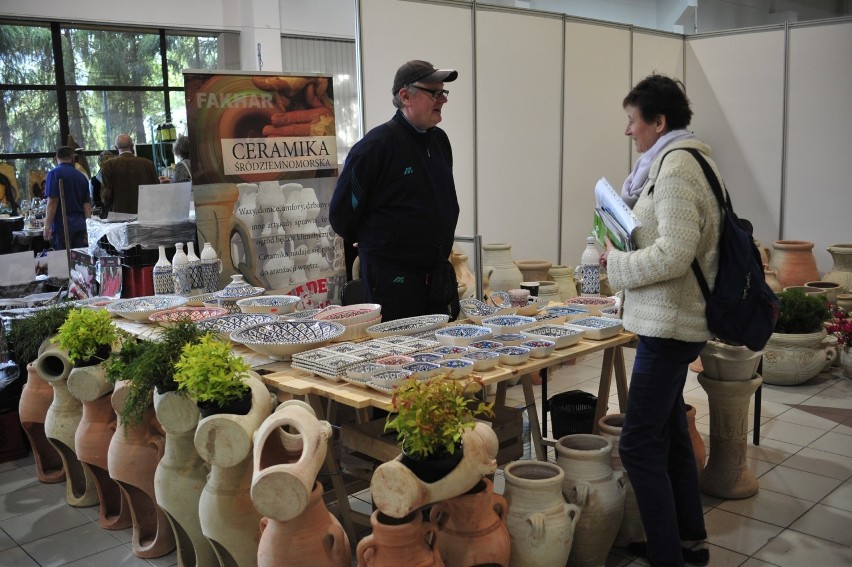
[185,71,346,308]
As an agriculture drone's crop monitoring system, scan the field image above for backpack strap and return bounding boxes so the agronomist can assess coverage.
[649,147,727,302]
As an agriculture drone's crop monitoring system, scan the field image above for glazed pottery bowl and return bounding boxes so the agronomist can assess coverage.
[543,305,590,322]
[314,303,382,325]
[213,283,265,313]
[376,354,416,369]
[434,324,493,346]
[106,295,189,322]
[401,361,442,379]
[521,325,585,349]
[231,320,346,360]
[563,296,617,316]
[481,314,537,335]
[148,306,228,327]
[370,369,413,388]
[331,314,382,343]
[438,358,474,379]
[366,314,450,338]
[75,296,117,312]
[236,294,300,314]
[515,296,549,316]
[468,340,504,351]
[346,362,385,382]
[521,339,557,358]
[431,345,470,359]
[496,345,531,366]
[489,333,528,346]
[566,316,624,340]
[459,298,516,324]
[195,313,279,342]
[461,350,501,372]
[412,352,444,363]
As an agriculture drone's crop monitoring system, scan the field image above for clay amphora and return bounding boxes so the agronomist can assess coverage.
[67,364,131,530]
[555,434,625,567]
[430,478,510,566]
[596,414,644,547]
[685,404,706,475]
[764,268,783,293]
[515,259,552,284]
[769,240,820,288]
[450,250,477,299]
[154,389,216,567]
[258,482,350,567]
[18,362,64,483]
[357,510,444,566]
[824,244,852,292]
[482,243,523,294]
[549,265,578,301]
[108,381,174,558]
[503,460,581,567]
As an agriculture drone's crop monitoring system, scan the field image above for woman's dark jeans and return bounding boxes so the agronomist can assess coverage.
[619,335,708,567]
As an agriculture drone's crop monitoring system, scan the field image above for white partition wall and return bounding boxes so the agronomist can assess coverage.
[475,7,564,261]
[785,20,852,275]
[686,29,786,258]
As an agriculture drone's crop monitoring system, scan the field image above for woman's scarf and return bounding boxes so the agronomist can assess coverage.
[621,129,694,208]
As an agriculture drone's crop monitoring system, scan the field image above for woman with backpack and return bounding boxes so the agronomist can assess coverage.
[600,74,723,567]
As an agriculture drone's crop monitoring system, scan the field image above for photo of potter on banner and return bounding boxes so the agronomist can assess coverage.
[184,70,346,308]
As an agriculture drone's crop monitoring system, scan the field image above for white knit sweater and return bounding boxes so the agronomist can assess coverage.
[606,139,724,342]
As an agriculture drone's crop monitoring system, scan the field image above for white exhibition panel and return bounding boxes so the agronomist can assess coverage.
[785,20,852,275]
[358,0,476,240]
[561,20,631,266]
[686,29,785,256]
[475,7,564,263]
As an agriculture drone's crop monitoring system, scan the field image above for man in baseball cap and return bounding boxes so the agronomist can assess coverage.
[330,59,461,322]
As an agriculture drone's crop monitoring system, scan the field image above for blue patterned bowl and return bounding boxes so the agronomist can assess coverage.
[230,320,346,360]
[434,324,493,346]
[461,350,501,372]
[438,358,474,379]
[496,345,531,366]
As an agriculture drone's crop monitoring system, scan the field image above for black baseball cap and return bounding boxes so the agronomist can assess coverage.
[392,60,458,95]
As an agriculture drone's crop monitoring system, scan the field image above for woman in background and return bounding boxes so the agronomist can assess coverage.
[171,135,192,183]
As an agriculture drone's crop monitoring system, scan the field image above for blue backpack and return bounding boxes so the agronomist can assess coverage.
[654,148,779,351]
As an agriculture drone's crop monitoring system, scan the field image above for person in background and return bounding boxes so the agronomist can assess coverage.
[100,133,159,214]
[43,146,91,249]
[329,60,460,322]
[601,74,723,567]
[89,150,114,214]
[171,135,192,183]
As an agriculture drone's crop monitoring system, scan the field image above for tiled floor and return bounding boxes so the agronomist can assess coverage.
[2,349,851,566]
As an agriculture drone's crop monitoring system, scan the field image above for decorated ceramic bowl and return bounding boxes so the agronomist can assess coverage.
[75,296,117,312]
[401,361,442,380]
[461,350,501,372]
[370,369,412,388]
[521,325,585,349]
[195,313,279,342]
[366,314,451,338]
[314,303,382,325]
[543,305,590,321]
[106,295,189,322]
[412,352,444,363]
[468,340,504,351]
[236,294,300,314]
[480,315,537,335]
[459,298,516,324]
[515,296,549,316]
[186,291,218,307]
[489,333,528,346]
[521,339,557,358]
[438,358,474,379]
[434,324,493,347]
[431,345,470,359]
[488,291,511,308]
[564,296,617,316]
[346,362,385,382]
[496,345,531,366]
[231,320,346,360]
[213,281,265,313]
[376,354,416,368]
[148,306,228,327]
[566,316,624,340]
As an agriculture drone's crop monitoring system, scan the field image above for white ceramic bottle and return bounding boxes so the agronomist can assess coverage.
[577,237,601,296]
[185,241,203,296]
[200,242,222,293]
[171,242,191,297]
[152,245,174,295]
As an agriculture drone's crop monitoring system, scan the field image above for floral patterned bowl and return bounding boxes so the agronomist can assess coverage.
[564,296,617,316]
[195,313,279,342]
[438,358,474,379]
[521,325,585,349]
[434,324,493,347]
[521,339,557,358]
[236,295,300,315]
[459,298,516,324]
[496,345,531,366]
[461,350,501,372]
[106,295,189,322]
[481,315,537,335]
[230,320,346,360]
[148,306,228,327]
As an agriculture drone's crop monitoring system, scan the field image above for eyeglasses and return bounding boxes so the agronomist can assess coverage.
[409,84,449,100]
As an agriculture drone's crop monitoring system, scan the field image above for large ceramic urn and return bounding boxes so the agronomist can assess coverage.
[762,329,835,386]
[195,373,273,567]
[430,478,510,567]
[153,389,216,567]
[18,362,64,483]
[503,460,581,567]
[596,414,644,547]
[481,243,523,294]
[108,381,174,558]
[824,243,852,292]
[549,265,579,301]
[555,434,625,567]
[769,240,821,288]
[67,363,131,530]
[357,510,444,566]
[34,342,98,507]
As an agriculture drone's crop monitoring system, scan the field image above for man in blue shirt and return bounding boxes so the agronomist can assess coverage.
[44,146,92,250]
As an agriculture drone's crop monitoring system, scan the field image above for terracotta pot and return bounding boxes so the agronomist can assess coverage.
[153,390,216,567]
[805,281,843,305]
[555,434,625,567]
[481,243,523,294]
[503,460,580,567]
[108,381,174,558]
[515,259,552,285]
[685,404,706,475]
[754,239,771,268]
[357,510,444,566]
[697,374,763,499]
[451,251,477,299]
[769,240,820,288]
[549,265,578,301]
[258,482,350,567]
[596,414,645,547]
[18,363,64,483]
[824,243,852,292]
[764,268,783,293]
[430,478,510,566]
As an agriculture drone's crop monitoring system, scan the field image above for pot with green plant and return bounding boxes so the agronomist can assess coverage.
[173,334,253,416]
[12,302,74,483]
[763,288,834,385]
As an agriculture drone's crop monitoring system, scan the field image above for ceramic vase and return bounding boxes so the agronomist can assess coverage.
[430,478,510,567]
[186,241,204,296]
[195,373,273,567]
[685,404,706,475]
[153,245,174,295]
[67,364,131,530]
[503,460,581,567]
[450,250,477,299]
[596,414,644,547]
[171,242,191,297]
[258,482,350,567]
[108,381,174,558]
[805,281,843,305]
[34,342,98,507]
[837,294,852,312]
[764,267,783,293]
[699,340,763,381]
[515,259,552,284]
[840,348,852,378]
[769,240,820,288]
[763,329,835,386]
[537,281,560,304]
[824,244,852,292]
[153,389,216,567]
[697,374,763,499]
[357,510,444,566]
[200,241,223,294]
[549,265,578,301]
[482,243,523,294]
[555,434,625,567]
[18,362,64,483]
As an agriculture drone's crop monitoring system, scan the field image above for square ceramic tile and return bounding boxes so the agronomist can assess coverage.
[758,419,827,447]
[832,420,852,437]
[757,465,843,502]
[0,546,39,566]
[800,393,852,411]
[142,546,178,567]
[703,508,784,556]
[0,482,65,521]
[789,503,852,546]
[753,527,852,566]
[821,480,852,512]
[747,457,776,479]
[61,544,153,566]
[0,527,16,552]
[773,407,843,430]
[0,468,40,496]
[0,499,89,544]
[818,378,852,399]
[21,522,127,566]
[754,399,795,420]
[746,437,803,465]
[780,447,852,480]
[759,387,812,406]
[808,430,852,458]
[741,558,782,566]
[718,487,814,527]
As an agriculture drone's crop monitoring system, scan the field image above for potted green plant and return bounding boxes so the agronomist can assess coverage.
[8,302,75,365]
[384,375,493,482]
[53,307,119,366]
[173,334,252,417]
[763,289,834,385]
